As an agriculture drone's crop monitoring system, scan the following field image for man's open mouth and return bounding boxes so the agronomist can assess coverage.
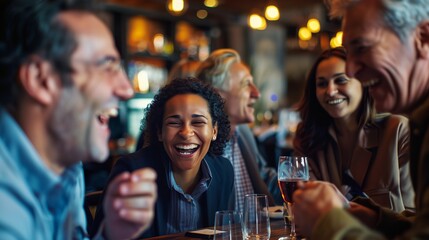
[97,108,118,125]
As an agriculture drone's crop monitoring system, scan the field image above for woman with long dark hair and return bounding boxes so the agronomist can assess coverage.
[293,47,414,212]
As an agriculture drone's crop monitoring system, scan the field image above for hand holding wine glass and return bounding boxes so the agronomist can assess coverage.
[277,156,309,240]
[292,181,348,237]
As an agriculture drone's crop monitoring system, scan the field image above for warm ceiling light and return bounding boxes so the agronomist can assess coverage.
[330,31,343,48]
[307,18,320,33]
[330,37,340,48]
[265,5,280,21]
[298,27,312,41]
[248,13,267,30]
[204,0,218,8]
[167,0,188,16]
[336,31,343,43]
[197,9,208,19]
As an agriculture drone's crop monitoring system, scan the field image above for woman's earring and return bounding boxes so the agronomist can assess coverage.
[212,136,217,141]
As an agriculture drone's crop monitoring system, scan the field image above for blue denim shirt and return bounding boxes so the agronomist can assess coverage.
[0,108,87,239]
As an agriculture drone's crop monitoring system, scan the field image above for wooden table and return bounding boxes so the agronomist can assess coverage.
[144,219,304,239]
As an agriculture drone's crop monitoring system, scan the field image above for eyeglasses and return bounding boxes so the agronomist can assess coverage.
[73,56,126,76]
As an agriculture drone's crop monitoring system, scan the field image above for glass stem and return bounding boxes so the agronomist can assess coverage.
[289,202,296,239]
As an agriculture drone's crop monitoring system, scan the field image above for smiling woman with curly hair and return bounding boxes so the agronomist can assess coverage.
[93,77,234,238]
[141,77,230,156]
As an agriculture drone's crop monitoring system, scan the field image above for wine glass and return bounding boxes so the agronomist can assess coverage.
[277,156,309,240]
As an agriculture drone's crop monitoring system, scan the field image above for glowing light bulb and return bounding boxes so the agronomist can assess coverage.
[298,27,312,41]
[204,0,218,8]
[265,5,280,21]
[248,13,267,30]
[307,18,320,33]
[330,31,343,48]
[336,31,343,44]
[167,0,187,16]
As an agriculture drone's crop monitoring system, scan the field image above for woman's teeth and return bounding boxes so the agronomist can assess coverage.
[327,99,345,105]
[175,144,199,154]
[176,144,198,149]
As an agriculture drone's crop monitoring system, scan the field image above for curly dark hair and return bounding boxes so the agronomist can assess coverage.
[0,0,97,109]
[293,47,376,158]
[141,77,231,156]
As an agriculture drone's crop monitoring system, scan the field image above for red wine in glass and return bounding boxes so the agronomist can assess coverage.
[277,156,309,240]
[278,179,301,204]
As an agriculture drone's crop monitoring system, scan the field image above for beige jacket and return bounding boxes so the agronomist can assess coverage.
[312,97,429,240]
[308,114,415,212]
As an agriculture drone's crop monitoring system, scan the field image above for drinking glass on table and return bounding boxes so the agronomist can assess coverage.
[213,210,242,240]
[277,156,309,240]
[242,194,271,240]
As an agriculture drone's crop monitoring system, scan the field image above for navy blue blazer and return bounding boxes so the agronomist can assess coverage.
[92,147,234,238]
